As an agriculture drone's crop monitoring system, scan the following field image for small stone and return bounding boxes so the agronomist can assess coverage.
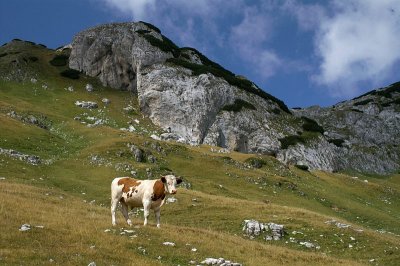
[102,98,111,105]
[191,248,197,252]
[88,262,96,266]
[163,242,176,246]
[86,84,94,92]
[19,224,31,231]
[166,197,177,203]
[104,229,111,233]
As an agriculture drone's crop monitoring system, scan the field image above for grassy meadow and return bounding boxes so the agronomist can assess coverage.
[0,40,399,265]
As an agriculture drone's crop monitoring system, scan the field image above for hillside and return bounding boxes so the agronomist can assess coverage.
[0,39,400,265]
[64,21,400,175]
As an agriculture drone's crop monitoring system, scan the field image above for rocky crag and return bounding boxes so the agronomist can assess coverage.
[68,21,399,174]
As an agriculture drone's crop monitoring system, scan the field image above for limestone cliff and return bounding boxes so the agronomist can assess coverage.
[68,22,399,174]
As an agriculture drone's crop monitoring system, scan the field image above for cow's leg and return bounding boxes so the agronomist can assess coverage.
[120,201,132,226]
[154,206,161,228]
[111,198,119,226]
[143,200,151,226]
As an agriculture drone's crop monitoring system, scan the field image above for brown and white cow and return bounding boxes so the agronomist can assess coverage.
[111,175,182,228]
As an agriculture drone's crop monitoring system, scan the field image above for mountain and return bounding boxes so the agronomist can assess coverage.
[0,25,399,265]
[67,21,399,175]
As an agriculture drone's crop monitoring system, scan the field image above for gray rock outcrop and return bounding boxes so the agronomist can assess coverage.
[69,22,173,92]
[292,83,400,174]
[69,22,400,174]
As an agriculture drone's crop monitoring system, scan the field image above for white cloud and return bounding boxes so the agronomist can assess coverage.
[102,0,156,20]
[314,0,400,97]
[229,6,282,79]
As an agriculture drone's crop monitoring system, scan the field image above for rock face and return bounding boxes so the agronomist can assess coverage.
[292,83,400,174]
[69,22,400,174]
[138,63,293,154]
[69,22,173,92]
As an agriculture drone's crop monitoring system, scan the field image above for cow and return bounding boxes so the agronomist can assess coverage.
[111,175,182,228]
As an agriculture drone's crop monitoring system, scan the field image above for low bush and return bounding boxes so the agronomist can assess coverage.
[49,54,69,66]
[354,99,374,106]
[60,69,80,79]
[140,33,180,57]
[295,164,309,171]
[138,21,161,33]
[328,138,345,147]
[221,99,256,112]
[0,53,7,58]
[301,116,324,134]
[279,135,306,149]
[28,56,38,62]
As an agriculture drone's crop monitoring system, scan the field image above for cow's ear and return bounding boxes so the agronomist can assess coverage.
[176,177,183,184]
[161,176,167,183]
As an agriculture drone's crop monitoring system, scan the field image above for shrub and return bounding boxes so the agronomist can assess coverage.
[136,29,151,34]
[0,53,7,58]
[301,116,324,134]
[279,135,306,149]
[138,21,161,33]
[271,108,281,114]
[49,54,69,66]
[60,69,80,79]
[244,157,266,168]
[221,99,256,112]
[139,33,180,57]
[295,164,309,171]
[351,108,363,113]
[328,138,345,147]
[28,56,38,62]
[353,99,374,106]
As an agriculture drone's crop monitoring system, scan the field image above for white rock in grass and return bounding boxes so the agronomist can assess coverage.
[166,197,177,203]
[75,101,98,109]
[102,98,111,105]
[19,224,31,231]
[87,262,96,266]
[86,83,94,92]
[163,242,176,246]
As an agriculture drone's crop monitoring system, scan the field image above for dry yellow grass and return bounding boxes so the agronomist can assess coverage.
[0,181,368,265]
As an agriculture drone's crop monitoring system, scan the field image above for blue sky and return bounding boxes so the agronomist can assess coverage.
[1,0,400,107]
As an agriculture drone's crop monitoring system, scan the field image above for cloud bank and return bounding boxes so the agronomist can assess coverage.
[315,0,400,96]
[100,0,400,98]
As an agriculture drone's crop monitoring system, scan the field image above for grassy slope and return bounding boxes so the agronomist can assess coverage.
[0,41,399,265]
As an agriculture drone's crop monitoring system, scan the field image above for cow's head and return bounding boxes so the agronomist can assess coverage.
[161,175,182,194]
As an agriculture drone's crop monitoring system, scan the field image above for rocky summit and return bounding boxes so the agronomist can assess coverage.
[68,21,399,174]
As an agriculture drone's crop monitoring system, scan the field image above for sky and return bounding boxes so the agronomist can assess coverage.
[1,0,400,108]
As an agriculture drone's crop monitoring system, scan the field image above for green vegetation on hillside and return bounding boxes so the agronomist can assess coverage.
[0,40,399,266]
[221,99,256,112]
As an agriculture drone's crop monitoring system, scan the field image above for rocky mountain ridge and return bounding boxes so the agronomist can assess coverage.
[7,21,397,174]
